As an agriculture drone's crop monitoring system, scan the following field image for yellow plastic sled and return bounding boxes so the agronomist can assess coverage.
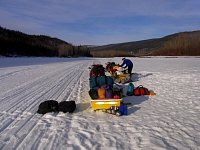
[90,99,122,111]
[114,73,130,84]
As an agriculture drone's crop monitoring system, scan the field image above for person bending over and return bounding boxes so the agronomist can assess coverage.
[119,58,133,76]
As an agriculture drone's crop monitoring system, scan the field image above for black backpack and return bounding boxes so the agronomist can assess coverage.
[89,89,99,99]
[90,64,105,78]
[58,101,76,113]
[37,100,59,114]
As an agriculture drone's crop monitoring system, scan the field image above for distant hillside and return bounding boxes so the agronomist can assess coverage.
[90,30,200,57]
[1,27,199,57]
[0,27,91,57]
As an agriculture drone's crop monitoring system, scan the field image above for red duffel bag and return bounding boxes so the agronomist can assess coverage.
[134,85,150,96]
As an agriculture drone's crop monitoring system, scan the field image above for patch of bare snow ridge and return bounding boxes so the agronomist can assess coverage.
[0,57,199,150]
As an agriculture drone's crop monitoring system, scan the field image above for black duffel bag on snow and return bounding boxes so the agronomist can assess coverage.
[58,101,76,113]
[37,100,59,114]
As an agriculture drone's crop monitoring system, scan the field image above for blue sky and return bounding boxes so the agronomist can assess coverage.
[0,0,199,45]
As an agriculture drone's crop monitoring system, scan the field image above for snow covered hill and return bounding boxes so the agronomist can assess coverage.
[0,57,200,150]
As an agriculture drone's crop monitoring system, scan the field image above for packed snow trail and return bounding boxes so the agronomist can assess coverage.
[0,57,200,150]
[0,59,91,149]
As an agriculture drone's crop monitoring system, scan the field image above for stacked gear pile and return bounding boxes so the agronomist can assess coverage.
[89,64,122,100]
[105,62,118,76]
[88,64,127,116]
[106,62,131,84]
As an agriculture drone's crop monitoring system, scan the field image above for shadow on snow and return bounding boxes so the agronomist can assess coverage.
[131,72,153,82]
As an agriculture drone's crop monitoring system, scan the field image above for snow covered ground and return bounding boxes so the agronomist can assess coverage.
[0,57,200,150]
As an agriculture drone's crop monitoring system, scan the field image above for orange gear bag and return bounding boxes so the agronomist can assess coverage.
[97,87,106,99]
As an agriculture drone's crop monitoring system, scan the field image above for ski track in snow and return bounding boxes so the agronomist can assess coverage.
[0,57,200,150]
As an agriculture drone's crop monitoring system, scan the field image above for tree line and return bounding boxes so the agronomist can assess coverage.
[153,32,200,56]
[90,49,132,57]
[90,30,200,57]
[1,26,199,57]
[0,27,91,57]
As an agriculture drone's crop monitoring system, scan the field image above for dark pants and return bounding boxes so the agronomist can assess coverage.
[128,65,133,75]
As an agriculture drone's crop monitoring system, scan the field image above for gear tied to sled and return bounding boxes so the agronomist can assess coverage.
[88,62,156,116]
[88,62,131,116]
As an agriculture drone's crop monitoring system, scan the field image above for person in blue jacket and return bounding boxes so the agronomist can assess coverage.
[119,58,133,75]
